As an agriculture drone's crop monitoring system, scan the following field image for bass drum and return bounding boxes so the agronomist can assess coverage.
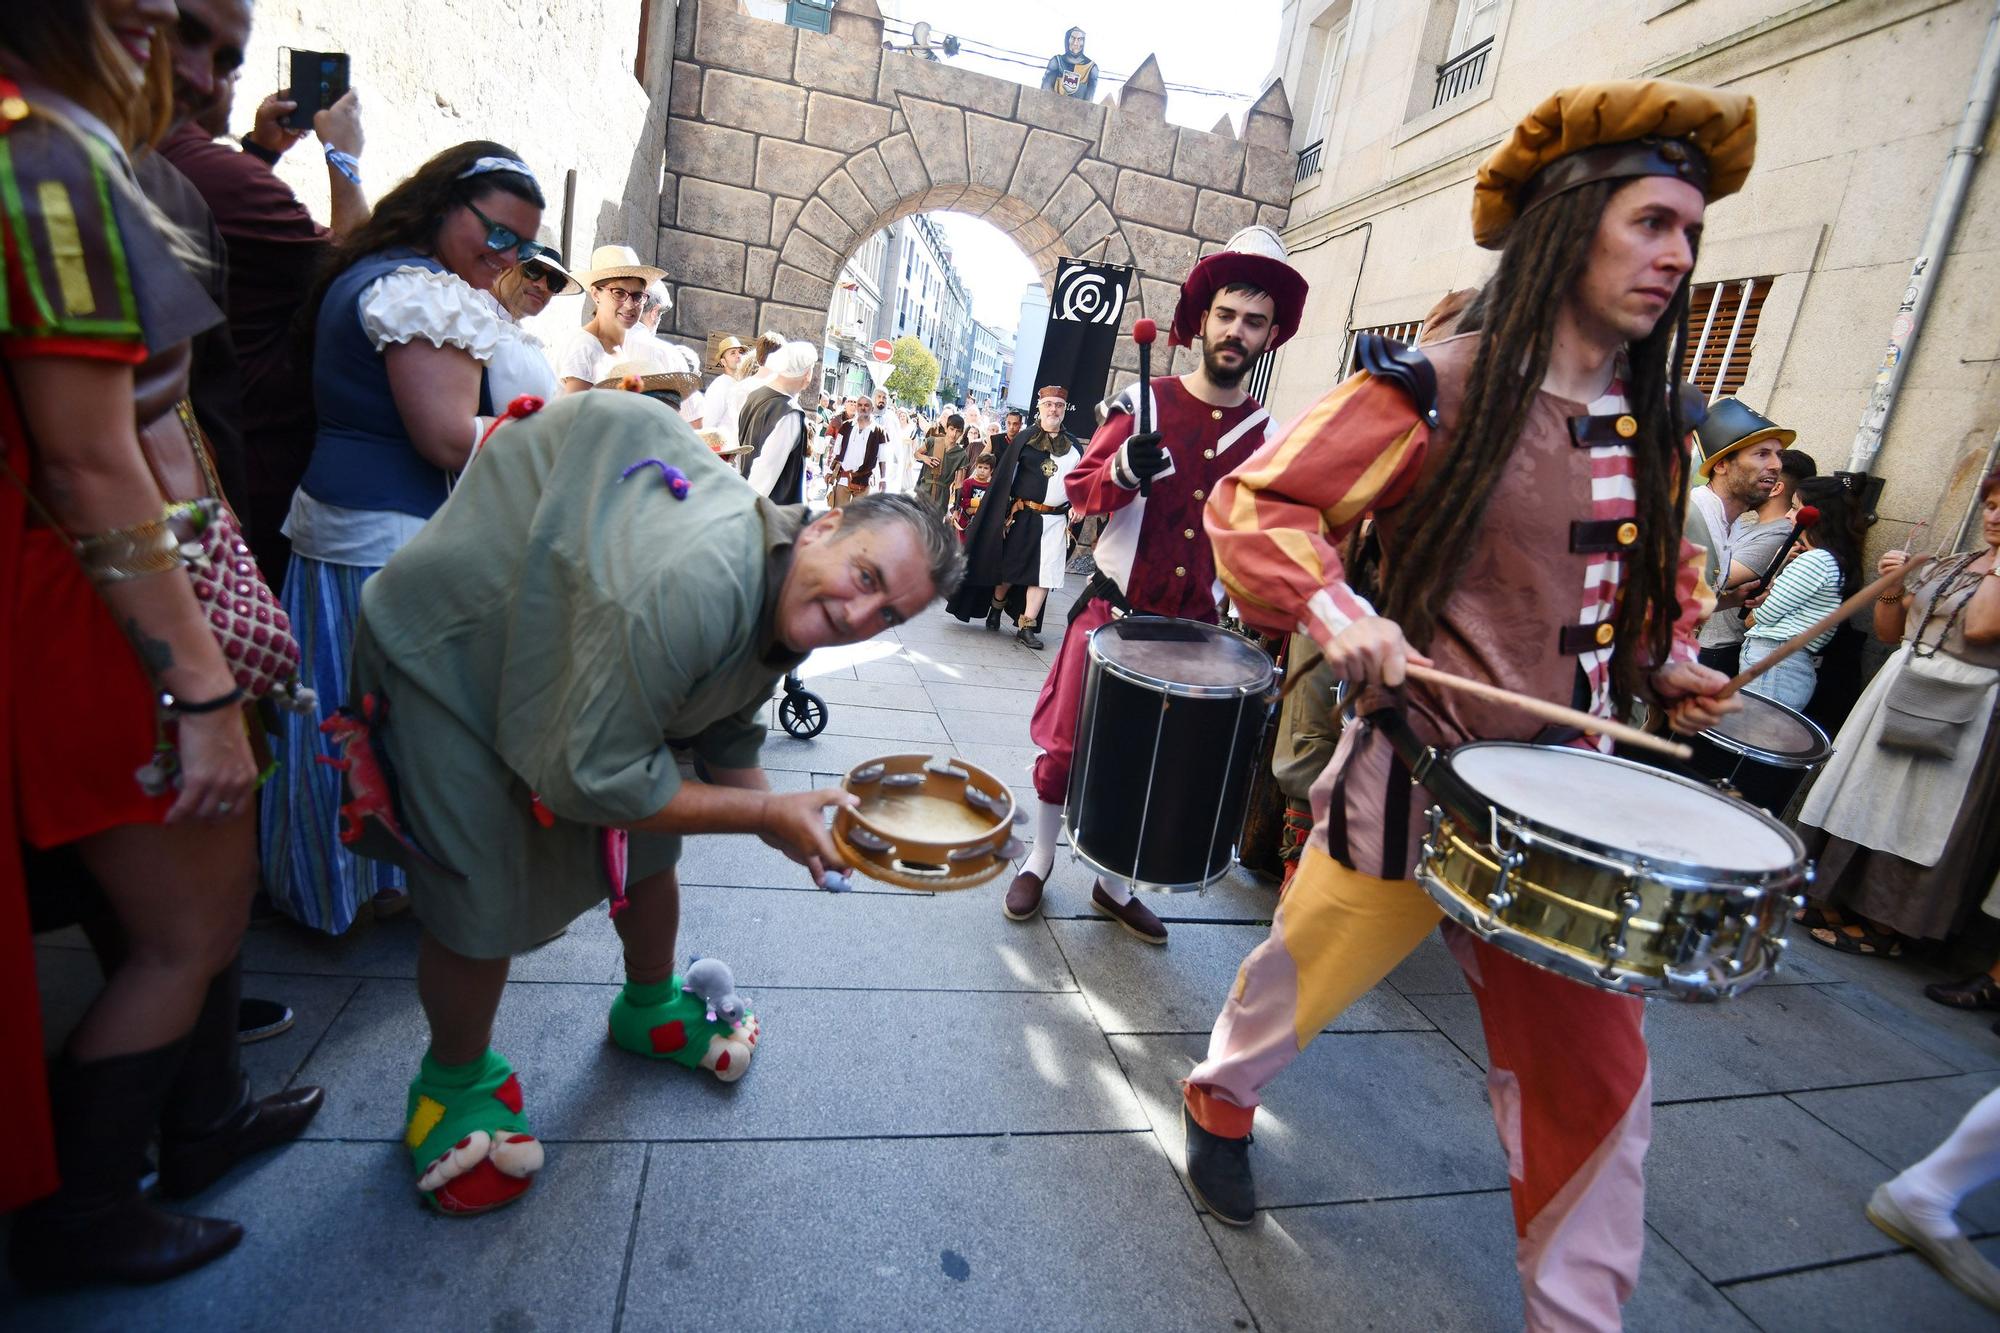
[1687,690,1832,817]
[1065,616,1277,892]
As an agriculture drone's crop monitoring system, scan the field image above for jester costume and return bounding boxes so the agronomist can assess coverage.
[1182,80,1753,1331]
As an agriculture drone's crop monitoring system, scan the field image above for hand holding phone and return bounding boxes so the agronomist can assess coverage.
[284,49,350,131]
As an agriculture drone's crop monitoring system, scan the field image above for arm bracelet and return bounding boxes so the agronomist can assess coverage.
[75,514,185,582]
[324,146,362,185]
[159,685,246,715]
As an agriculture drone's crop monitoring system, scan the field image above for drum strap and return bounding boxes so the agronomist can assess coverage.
[1069,565,1133,625]
[1380,741,1413,881]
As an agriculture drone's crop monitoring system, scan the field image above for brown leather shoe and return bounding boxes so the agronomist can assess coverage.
[1092,881,1167,944]
[1003,871,1045,921]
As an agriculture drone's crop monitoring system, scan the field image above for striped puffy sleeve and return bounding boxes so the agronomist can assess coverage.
[0,113,146,361]
[1204,371,1428,653]
[1663,536,1714,667]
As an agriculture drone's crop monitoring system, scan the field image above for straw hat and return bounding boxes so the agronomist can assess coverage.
[578,243,667,286]
[521,251,584,296]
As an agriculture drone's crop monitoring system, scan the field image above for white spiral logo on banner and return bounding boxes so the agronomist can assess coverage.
[1054,264,1126,326]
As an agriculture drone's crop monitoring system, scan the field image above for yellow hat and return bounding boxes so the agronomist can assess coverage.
[1473,80,1756,248]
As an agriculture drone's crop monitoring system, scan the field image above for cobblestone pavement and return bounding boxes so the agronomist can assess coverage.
[10,575,1999,1331]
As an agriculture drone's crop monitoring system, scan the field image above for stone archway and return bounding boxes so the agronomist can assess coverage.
[659,0,1293,385]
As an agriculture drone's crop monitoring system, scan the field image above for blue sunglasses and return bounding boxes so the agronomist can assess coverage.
[465,198,549,264]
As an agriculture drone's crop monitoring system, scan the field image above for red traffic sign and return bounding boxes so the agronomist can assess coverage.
[871,339,894,363]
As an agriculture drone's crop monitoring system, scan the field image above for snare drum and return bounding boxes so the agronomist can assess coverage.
[1415,742,1810,1000]
[1065,616,1278,892]
[1687,692,1832,817]
[832,754,1021,891]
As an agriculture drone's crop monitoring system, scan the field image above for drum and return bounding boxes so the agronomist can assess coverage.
[1687,692,1832,816]
[1415,742,1811,1000]
[1065,616,1278,892]
[832,754,1021,891]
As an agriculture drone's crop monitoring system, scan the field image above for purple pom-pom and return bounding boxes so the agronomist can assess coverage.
[618,458,694,501]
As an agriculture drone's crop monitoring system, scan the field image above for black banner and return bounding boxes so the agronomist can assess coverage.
[1033,258,1135,440]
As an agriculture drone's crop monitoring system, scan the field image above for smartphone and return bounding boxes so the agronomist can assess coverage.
[283,49,350,131]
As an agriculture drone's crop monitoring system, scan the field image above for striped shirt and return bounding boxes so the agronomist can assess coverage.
[1745,548,1844,652]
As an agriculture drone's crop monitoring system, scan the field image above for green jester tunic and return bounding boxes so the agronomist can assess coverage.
[350,391,806,957]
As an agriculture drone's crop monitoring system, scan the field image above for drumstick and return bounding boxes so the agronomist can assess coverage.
[1279,650,1693,760]
[1132,318,1157,499]
[1718,555,1933,700]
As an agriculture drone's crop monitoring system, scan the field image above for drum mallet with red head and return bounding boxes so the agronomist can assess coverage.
[1132,317,1156,497]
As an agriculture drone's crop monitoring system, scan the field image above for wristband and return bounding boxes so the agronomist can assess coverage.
[241,135,281,165]
[324,145,362,185]
[160,685,245,715]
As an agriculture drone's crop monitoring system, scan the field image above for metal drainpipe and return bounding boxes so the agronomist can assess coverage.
[1846,0,2000,475]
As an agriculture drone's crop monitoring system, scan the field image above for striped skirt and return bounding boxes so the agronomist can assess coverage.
[258,554,405,934]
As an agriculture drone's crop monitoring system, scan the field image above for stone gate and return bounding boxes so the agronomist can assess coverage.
[658,0,1294,382]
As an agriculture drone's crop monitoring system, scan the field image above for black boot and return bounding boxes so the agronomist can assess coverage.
[1182,1102,1256,1226]
[1016,620,1044,651]
[9,1042,243,1287]
[157,956,324,1200]
[985,599,1004,631]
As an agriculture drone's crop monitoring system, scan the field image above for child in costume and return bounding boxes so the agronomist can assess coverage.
[954,453,994,542]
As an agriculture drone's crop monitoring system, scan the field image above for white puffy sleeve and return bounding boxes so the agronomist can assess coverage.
[357,266,505,362]
[555,327,607,384]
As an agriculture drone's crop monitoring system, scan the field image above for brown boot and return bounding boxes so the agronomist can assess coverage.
[1003,870,1045,921]
[1092,881,1167,944]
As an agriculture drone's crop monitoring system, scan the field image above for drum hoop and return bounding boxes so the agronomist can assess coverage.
[1085,621,1276,700]
[1446,742,1807,885]
[1688,700,1832,764]
[1062,812,1233,893]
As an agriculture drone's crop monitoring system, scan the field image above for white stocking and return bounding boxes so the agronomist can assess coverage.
[1094,876,1134,906]
[1884,1086,2000,1239]
[1020,800,1062,881]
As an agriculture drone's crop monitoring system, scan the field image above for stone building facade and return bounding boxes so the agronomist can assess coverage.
[1265,0,2000,546]
[658,0,1295,394]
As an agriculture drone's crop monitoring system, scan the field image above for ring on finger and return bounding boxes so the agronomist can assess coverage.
[218,799,234,814]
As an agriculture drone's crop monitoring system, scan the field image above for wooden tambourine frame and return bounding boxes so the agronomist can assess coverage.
[832,754,1022,891]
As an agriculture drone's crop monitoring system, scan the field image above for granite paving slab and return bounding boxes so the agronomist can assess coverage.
[914,657,1057,692]
[766,698,953,742]
[1810,964,2000,1075]
[0,1140,643,1332]
[924,682,1044,718]
[1409,980,1958,1101]
[1645,1095,1908,1282]
[851,655,923,683]
[894,633,1057,672]
[758,730,952,773]
[1028,858,1280,921]
[1204,1193,1753,1333]
[299,982,1147,1142]
[1051,920,1432,1035]
[1788,1074,2000,1230]
[940,704,1037,748]
[238,911,426,979]
[679,880,1074,992]
[789,674,939,711]
[1722,1240,2000,1332]
[621,1133,1253,1333]
[1110,1032,1506,1209]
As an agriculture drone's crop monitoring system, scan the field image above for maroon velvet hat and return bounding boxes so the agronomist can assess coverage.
[1170,225,1309,351]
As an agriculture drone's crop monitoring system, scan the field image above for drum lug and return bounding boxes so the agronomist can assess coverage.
[1482,849,1525,928]
[1598,890,1643,982]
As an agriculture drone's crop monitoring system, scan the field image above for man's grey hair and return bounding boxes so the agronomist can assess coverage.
[838,492,966,600]
[641,278,672,315]
[768,340,819,378]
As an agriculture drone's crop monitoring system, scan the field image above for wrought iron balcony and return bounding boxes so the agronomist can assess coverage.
[1433,37,1493,109]
[1295,138,1324,182]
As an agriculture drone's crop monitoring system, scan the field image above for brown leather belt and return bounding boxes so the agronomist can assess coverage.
[1012,498,1068,516]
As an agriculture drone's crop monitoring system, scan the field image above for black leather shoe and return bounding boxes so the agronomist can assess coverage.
[158,1085,326,1200]
[1182,1102,1255,1226]
[237,997,294,1044]
[9,1199,243,1289]
[985,603,1003,631]
[1016,624,1044,650]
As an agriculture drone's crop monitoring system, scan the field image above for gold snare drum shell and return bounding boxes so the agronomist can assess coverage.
[832,753,1021,892]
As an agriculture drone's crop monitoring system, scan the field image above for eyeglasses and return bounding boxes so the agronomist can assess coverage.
[464,198,548,263]
[598,286,646,308]
[519,259,566,292]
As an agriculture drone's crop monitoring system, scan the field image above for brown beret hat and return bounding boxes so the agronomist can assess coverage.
[1473,80,1756,249]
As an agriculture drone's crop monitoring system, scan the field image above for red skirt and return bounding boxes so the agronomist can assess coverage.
[11,525,176,849]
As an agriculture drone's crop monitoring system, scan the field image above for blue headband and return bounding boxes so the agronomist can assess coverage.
[456,156,539,187]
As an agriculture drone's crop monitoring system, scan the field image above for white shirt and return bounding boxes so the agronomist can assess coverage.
[745,405,807,498]
[553,326,611,386]
[836,419,880,471]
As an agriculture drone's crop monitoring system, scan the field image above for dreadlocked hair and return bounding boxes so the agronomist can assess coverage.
[1379,179,1695,716]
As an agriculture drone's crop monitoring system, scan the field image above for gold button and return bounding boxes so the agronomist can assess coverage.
[1175,565,1187,578]
[1193,489,1205,500]
[1211,409,1223,420]
[1614,415,1638,439]
[1594,622,1615,646]
[1203,449,1214,459]
[1616,521,1638,546]
[0,96,27,122]
[1184,528,1196,539]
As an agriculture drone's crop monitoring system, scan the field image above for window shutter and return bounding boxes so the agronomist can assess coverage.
[1684,277,1772,399]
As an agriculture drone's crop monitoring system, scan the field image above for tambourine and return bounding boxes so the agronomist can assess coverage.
[832,754,1023,891]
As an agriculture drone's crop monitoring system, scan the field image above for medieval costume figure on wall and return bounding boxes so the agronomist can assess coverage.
[1042,27,1097,101]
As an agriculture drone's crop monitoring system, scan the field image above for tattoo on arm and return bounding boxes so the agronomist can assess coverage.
[124,617,176,676]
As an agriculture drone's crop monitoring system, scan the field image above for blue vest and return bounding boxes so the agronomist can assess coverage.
[299,250,491,518]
